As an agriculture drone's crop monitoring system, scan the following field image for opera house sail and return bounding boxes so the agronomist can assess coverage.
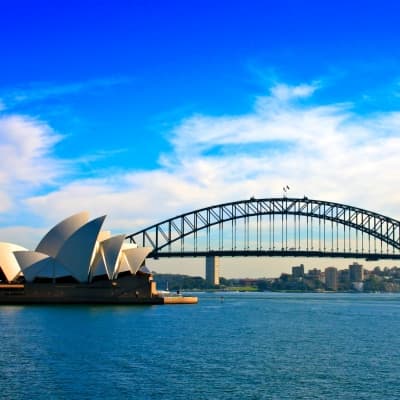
[0,212,197,305]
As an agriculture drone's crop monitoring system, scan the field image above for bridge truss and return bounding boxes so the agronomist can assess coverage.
[126,198,400,260]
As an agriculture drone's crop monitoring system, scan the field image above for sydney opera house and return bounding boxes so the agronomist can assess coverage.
[0,212,182,304]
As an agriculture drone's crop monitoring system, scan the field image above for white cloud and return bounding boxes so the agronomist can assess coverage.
[0,226,46,250]
[169,84,344,160]
[0,114,66,215]
[270,82,319,101]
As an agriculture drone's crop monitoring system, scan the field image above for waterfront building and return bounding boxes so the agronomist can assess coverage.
[0,212,201,304]
[325,267,338,291]
[205,255,220,285]
[292,264,304,279]
[5,212,152,284]
[307,268,323,282]
[339,269,350,284]
[349,262,364,282]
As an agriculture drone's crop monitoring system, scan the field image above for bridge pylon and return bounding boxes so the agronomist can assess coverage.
[205,255,220,285]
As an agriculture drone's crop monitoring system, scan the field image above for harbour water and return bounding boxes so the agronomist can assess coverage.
[1,292,400,399]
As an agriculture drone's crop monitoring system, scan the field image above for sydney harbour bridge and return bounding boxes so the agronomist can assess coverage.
[127,197,400,261]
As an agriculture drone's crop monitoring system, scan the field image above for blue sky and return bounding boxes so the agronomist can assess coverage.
[2,1,400,276]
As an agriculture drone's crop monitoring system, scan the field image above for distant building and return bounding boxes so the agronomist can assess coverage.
[205,255,220,285]
[349,262,364,282]
[325,267,338,291]
[307,268,323,282]
[292,264,304,279]
[339,269,350,284]
[238,278,258,287]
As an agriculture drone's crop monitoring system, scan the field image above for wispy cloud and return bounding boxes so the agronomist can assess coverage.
[168,82,346,158]
[0,76,132,109]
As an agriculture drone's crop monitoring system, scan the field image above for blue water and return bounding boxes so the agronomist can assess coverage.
[1,292,400,399]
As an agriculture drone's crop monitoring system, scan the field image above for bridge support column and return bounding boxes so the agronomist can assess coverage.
[205,256,220,286]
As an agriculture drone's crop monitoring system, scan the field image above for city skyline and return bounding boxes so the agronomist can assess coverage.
[1,1,400,277]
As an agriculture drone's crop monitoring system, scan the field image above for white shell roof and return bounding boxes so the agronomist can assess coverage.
[97,230,111,242]
[117,252,132,275]
[101,234,126,279]
[0,242,28,282]
[90,234,125,280]
[122,247,153,275]
[91,256,108,279]
[14,251,72,282]
[1,212,153,284]
[36,211,90,258]
[122,242,138,250]
[55,216,106,282]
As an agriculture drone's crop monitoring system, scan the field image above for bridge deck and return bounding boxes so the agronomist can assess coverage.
[150,250,400,260]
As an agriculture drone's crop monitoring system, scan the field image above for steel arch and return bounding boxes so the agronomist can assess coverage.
[126,197,400,259]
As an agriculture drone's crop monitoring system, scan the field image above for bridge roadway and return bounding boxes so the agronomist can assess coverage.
[150,250,400,260]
